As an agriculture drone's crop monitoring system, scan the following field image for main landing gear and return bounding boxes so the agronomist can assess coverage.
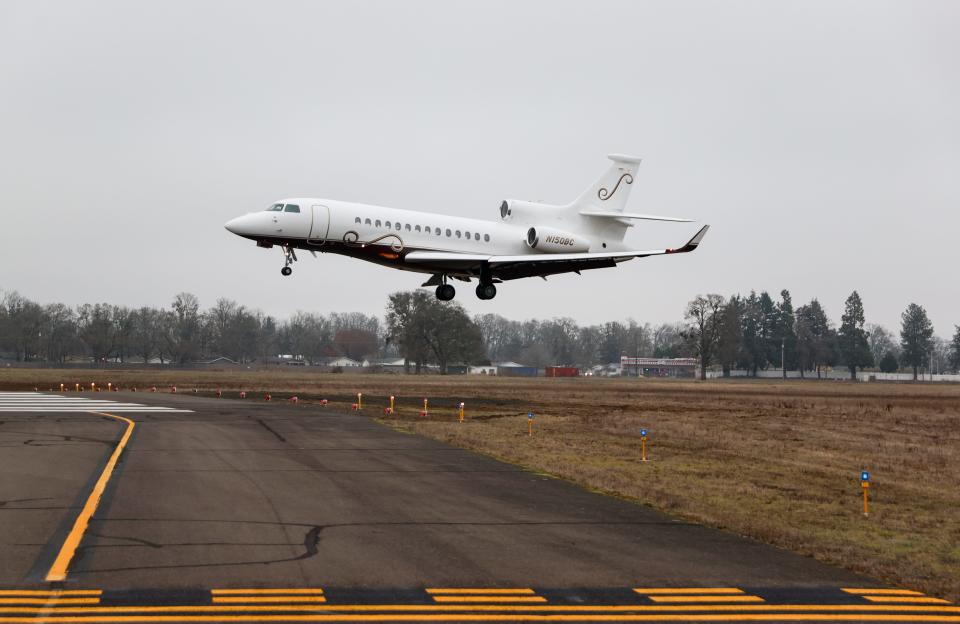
[476,283,497,300]
[280,246,297,276]
[436,283,456,301]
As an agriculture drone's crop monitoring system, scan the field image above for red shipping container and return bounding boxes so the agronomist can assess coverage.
[545,366,580,377]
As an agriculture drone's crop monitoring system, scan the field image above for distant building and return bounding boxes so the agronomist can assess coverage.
[469,365,497,375]
[619,356,698,378]
[496,361,539,377]
[545,366,579,377]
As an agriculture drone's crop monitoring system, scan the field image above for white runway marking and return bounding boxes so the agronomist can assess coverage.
[0,392,192,412]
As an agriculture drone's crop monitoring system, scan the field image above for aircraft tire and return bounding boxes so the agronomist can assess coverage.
[436,284,456,301]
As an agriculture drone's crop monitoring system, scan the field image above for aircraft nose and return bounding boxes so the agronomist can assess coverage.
[224,215,249,235]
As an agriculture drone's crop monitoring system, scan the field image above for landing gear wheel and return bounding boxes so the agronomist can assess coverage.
[436,284,456,301]
[281,266,293,276]
[476,283,497,300]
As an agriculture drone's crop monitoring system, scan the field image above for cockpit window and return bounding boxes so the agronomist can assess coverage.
[284,204,300,213]
[267,203,284,211]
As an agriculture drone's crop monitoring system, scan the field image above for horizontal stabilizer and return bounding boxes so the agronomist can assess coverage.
[580,210,692,223]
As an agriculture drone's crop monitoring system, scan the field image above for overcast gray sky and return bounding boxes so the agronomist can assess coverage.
[1,0,957,333]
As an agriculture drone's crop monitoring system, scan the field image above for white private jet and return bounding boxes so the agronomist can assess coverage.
[224,155,709,301]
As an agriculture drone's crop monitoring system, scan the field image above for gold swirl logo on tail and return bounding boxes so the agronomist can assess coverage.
[598,173,633,201]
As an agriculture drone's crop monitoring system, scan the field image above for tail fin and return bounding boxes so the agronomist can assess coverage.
[571,154,642,213]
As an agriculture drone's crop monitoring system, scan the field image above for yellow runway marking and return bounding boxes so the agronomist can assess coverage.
[0,605,959,614]
[427,589,535,595]
[844,589,926,596]
[212,589,324,595]
[0,600,98,606]
[648,596,764,603]
[212,597,327,604]
[0,613,959,622]
[45,412,135,582]
[865,597,951,605]
[431,596,547,603]
[0,593,100,598]
[636,589,745,595]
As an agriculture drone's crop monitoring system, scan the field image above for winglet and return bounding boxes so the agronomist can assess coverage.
[665,225,710,254]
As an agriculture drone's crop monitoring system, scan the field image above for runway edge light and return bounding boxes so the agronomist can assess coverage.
[641,428,648,462]
[860,470,870,516]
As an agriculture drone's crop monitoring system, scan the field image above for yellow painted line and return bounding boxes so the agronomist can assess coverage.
[431,597,547,603]
[0,605,959,614]
[865,597,951,605]
[212,597,327,604]
[212,589,324,595]
[635,589,745,595]
[0,593,100,598]
[1,612,960,621]
[0,600,98,606]
[649,596,764,603]
[427,589,535,594]
[45,412,136,582]
[844,589,926,596]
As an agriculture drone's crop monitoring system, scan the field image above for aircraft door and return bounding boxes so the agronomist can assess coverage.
[308,204,330,245]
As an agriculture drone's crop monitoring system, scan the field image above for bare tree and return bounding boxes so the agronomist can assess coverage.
[681,294,726,380]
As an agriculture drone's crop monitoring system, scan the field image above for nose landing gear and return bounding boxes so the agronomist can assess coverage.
[280,246,297,276]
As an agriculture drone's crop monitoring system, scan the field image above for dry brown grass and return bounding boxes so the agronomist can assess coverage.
[3,368,959,599]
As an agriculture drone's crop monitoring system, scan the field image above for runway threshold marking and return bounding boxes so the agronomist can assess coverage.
[44,412,136,582]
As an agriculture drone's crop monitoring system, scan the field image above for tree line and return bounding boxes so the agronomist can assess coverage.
[683,290,959,380]
[2,287,958,377]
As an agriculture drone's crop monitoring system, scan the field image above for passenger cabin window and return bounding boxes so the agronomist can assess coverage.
[414,225,421,232]
[405,224,411,231]
[484,234,490,242]
[365,218,372,225]
[445,228,452,237]
[267,203,284,211]
[354,217,361,224]
[465,231,470,239]
[385,221,391,228]
[474,233,480,241]
[284,204,300,213]
[395,222,401,231]
[455,230,461,238]
[375,220,382,227]
[434,227,441,235]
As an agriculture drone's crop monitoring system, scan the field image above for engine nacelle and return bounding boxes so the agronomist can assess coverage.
[500,199,557,223]
[525,226,591,253]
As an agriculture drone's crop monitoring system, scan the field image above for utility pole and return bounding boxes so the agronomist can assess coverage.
[781,337,786,379]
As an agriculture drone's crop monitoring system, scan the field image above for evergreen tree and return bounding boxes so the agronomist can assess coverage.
[775,289,797,376]
[737,291,765,375]
[838,291,873,380]
[899,303,934,380]
[716,296,743,377]
[879,351,899,373]
[950,326,960,373]
[795,299,834,378]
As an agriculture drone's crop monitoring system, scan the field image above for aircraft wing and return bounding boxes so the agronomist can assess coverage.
[404,225,709,281]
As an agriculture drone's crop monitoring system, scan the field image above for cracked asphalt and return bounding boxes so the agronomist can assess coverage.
[1,393,874,590]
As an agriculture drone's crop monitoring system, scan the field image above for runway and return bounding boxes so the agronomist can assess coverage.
[0,392,953,622]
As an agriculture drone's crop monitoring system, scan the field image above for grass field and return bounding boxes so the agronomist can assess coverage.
[3,368,959,600]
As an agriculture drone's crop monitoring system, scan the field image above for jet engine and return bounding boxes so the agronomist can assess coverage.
[500,199,555,223]
[525,227,590,253]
